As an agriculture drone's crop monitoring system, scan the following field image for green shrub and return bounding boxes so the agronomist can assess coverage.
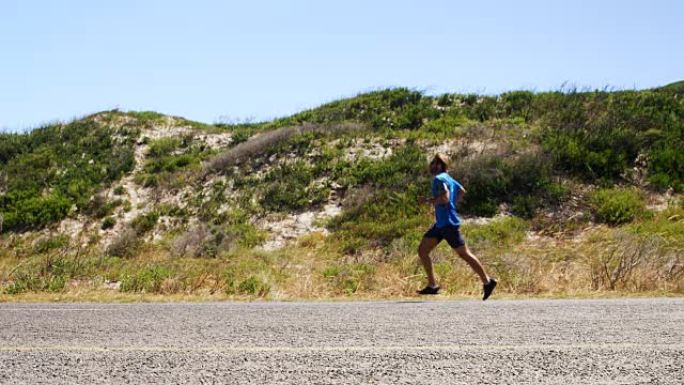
[144,154,198,174]
[33,235,70,254]
[131,211,160,234]
[328,144,432,252]
[127,111,166,126]
[341,144,428,188]
[277,88,428,130]
[511,195,540,219]
[542,182,570,205]
[148,138,180,158]
[120,265,173,293]
[46,275,67,292]
[105,228,140,258]
[3,281,30,295]
[422,110,469,137]
[465,200,499,217]
[0,120,135,230]
[261,160,328,211]
[465,96,497,122]
[463,216,529,246]
[84,196,121,218]
[540,90,683,185]
[455,152,554,217]
[648,146,684,191]
[322,266,341,278]
[2,273,38,294]
[322,263,375,294]
[226,222,267,249]
[236,276,270,296]
[231,130,250,146]
[0,193,72,230]
[500,91,534,121]
[1,256,83,294]
[590,187,647,225]
[101,216,116,230]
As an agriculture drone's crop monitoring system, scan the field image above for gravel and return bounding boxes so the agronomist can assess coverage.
[0,298,682,384]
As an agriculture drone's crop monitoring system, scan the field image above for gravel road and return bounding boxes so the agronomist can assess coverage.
[0,298,682,384]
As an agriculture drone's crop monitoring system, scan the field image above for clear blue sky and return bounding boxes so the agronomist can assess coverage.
[1,0,682,131]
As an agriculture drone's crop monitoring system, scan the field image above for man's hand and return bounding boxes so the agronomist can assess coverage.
[433,191,449,206]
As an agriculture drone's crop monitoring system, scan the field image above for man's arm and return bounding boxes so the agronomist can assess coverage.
[431,182,450,207]
[456,185,466,206]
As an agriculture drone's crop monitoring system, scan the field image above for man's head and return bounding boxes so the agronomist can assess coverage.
[429,153,449,175]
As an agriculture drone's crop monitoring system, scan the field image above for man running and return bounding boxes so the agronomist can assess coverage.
[417,153,497,300]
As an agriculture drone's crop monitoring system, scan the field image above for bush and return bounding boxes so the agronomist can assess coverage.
[120,265,174,293]
[105,228,140,258]
[422,110,469,137]
[463,216,529,247]
[454,152,554,217]
[540,90,683,186]
[511,195,540,219]
[32,235,70,254]
[231,130,250,146]
[204,123,360,174]
[321,263,376,294]
[236,275,271,296]
[131,211,160,234]
[648,146,684,191]
[0,193,72,230]
[101,216,116,230]
[590,187,647,225]
[84,195,122,218]
[127,111,166,124]
[171,224,210,258]
[261,160,328,211]
[322,266,340,278]
[277,88,428,130]
[1,256,84,294]
[0,120,135,231]
[500,91,534,121]
[327,144,433,252]
[172,220,266,258]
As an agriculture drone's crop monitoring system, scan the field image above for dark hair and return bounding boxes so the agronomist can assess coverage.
[431,153,449,171]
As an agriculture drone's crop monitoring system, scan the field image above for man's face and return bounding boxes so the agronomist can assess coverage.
[429,159,442,175]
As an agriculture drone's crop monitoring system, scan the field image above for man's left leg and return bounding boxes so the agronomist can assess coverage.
[454,245,497,300]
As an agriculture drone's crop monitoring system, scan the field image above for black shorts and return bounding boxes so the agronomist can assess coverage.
[423,224,466,248]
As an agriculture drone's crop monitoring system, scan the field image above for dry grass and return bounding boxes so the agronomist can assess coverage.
[202,122,363,177]
[1,209,682,301]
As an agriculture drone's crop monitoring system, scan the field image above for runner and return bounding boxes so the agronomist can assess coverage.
[417,153,497,300]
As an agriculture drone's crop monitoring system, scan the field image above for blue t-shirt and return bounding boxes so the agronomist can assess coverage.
[432,172,462,228]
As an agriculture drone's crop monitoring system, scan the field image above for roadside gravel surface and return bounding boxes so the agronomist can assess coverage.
[0,298,682,384]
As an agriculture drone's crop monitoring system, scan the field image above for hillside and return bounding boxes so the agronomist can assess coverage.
[1,86,683,299]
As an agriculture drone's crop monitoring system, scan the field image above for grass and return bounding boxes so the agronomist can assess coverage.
[4,289,680,304]
[2,206,681,300]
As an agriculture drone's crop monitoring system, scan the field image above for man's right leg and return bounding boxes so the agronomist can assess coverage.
[418,236,440,287]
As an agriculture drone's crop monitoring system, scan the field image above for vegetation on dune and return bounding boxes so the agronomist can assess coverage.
[2,205,682,298]
[1,84,683,298]
[0,120,136,231]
